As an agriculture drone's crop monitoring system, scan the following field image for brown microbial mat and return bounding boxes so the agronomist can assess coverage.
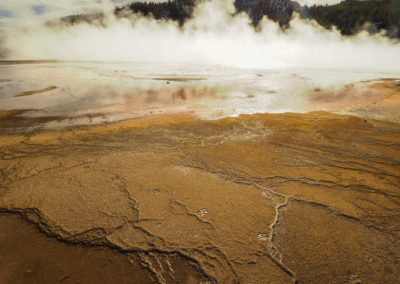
[1,109,399,283]
[0,67,399,284]
[0,214,211,284]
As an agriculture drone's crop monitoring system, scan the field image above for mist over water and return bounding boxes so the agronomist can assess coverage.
[1,0,400,73]
[1,0,399,130]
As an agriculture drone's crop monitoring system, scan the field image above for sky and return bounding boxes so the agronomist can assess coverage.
[0,0,118,34]
[296,0,343,5]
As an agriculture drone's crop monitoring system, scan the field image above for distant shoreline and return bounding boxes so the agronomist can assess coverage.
[0,60,62,65]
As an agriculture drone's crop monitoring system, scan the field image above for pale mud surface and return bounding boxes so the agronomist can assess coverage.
[0,62,400,283]
[308,78,400,123]
[1,61,399,131]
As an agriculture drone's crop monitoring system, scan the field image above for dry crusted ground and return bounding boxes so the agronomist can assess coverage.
[0,81,400,283]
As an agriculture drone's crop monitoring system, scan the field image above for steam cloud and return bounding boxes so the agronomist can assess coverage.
[1,0,400,73]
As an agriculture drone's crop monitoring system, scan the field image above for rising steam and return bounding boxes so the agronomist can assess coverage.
[1,0,400,72]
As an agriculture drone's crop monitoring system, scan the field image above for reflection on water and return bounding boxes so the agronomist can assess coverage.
[0,61,399,131]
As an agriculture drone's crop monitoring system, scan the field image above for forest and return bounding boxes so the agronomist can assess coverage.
[115,0,195,26]
[308,0,400,37]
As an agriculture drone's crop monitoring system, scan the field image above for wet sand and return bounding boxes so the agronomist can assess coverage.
[0,76,399,283]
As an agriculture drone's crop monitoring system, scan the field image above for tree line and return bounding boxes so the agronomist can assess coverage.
[307,0,400,38]
[55,0,400,38]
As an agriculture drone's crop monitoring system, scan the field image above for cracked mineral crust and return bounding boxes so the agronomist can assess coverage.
[1,80,400,283]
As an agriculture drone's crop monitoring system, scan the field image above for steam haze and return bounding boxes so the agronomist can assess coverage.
[1,0,400,72]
